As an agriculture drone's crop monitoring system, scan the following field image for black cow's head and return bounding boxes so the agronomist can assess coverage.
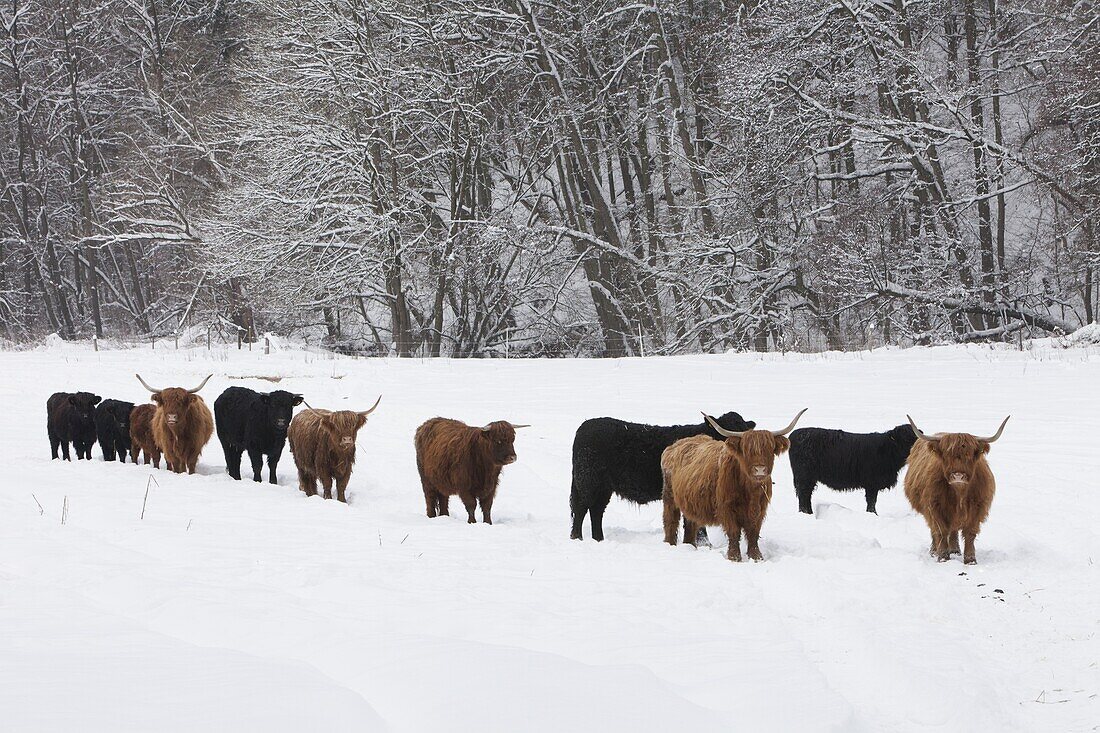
[69,392,102,423]
[263,390,304,434]
[706,411,756,435]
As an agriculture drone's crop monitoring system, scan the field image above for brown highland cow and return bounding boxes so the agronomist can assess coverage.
[286,397,381,503]
[415,417,529,524]
[136,374,214,474]
[662,409,806,562]
[904,415,1009,564]
[129,403,161,467]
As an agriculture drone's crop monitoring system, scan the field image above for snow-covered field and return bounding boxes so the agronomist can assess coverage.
[1,340,1097,732]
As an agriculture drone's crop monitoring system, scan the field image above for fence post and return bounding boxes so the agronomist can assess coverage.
[238,330,242,350]
[93,335,98,352]
[175,333,179,350]
[265,335,271,355]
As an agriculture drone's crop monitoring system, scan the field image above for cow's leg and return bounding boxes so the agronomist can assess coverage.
[187,455,199,474]
[222,440,242,480]
[438,493,449,516]
[423,487,438,518]
[60,440,71,461]
[320,475,333,500]
[865,487,880,514]
[81,441,91,460]
[584,490,608,542]
[662,497,681,546]
[101,436,113,461]
[151,448,161,469]
[682,518,698,548]
[298,470,317,497]
[479,492,494,525]
[569,478,588,540]
[49,429,60,460]
[961,528,978,565]
[948,531,961,555]
[745,522,764,562]
[459,492,478,523]
[570,504,588,540]
[267,448,282,484]
[723,520,743,562]
[335,475,350,503]
[794,474,815,515]
[929,527,951,562]
[247,448,264,482]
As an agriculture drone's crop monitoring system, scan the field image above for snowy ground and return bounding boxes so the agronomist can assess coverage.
[0,339,1097,732]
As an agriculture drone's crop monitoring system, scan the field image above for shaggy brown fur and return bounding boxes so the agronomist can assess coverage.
[287,409,368,503]
[904,434,998,564]
[662,430,790,562]
[415,418,521,524]
[150,388,214,474]
[129,403,161,467]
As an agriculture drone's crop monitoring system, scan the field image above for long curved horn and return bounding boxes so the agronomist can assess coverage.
[907,415,941,443]
[771,408,808,437]
[703,413,747,438]
[510,423,531,429]
[135,373,162,393]
[358,395,382,417]
[187,374,213,394]
[976,415,1010,443]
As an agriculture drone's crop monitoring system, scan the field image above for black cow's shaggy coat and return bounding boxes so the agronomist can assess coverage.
[47,391,101,460]
[94,399,135,462]
[569,411,755,540]
[214,386,303,483]
[788,424,917,514]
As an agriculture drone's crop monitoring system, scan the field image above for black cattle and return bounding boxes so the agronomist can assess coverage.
[789,424,917,514]
[94,399,135,462]
[214,386,303,483]
[570,411,756,541]
[47,391,101,461]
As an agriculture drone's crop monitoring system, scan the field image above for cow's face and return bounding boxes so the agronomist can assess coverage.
[710,411,756,433]
[481,422,518,466]
[927,433,989,488]
[153,387,199,430]
[323,411,367,452]
[69,392,101,423]
[724,430,790,482]
[264,391,303,434]
[111,402,133,431]
[887,424,918,454]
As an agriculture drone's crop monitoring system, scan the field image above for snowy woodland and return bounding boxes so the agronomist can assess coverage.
[1,0,1097,356]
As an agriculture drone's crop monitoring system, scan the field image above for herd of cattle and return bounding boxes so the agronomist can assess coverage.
[45,376,1010,565]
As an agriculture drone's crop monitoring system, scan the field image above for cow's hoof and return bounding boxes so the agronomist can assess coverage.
[963,557,977,565]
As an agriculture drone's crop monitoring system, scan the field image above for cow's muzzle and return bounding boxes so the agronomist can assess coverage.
[752,465,769,479]
[166,414,178,426]
[949,473,969,485]
[503,455,517,465]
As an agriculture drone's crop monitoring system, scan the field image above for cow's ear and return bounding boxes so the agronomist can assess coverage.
[980,441,991,454]
[773,435,791,456]
[356,414,367,430]
[292,395,304,406]
[92,395,102,405]
[723,435,741,451]
[746,421,757,430]
[151,393,162,404]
